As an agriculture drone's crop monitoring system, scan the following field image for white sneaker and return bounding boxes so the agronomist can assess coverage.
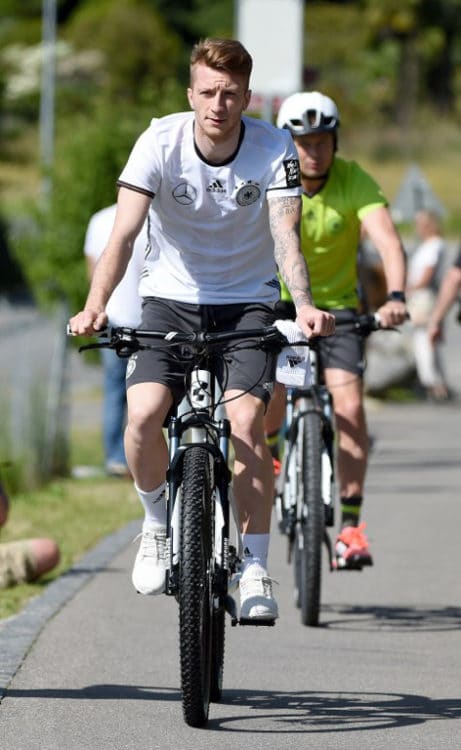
[132,526,166,595]
[239,563,279,621]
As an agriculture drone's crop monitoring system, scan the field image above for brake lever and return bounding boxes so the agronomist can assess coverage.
[78,341,110,353]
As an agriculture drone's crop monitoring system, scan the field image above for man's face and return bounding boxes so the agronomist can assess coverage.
[294,132,335,179]
[187,63,251,142]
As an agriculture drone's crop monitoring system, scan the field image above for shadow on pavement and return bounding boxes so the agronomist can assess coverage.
[212,689,461,733]
[321,603,461,632]
[4,684,461,735]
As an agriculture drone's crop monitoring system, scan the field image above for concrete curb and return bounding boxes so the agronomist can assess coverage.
[0,519,140,697]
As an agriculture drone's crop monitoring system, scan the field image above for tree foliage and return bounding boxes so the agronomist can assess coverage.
[361,0,461,120]
[12,108,130,311]
[12,93,186,311]
[3,0,461,306]
[63,0,184,106]
[6,0,187,309]
[306,0,461,125]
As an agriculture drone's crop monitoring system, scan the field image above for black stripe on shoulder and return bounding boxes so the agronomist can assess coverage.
[116,180,155,199]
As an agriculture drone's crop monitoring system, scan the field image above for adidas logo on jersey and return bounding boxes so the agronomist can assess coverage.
[206,179,226,193]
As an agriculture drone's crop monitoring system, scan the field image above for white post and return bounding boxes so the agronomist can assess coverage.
[236,0,304,122]
[39,0,57,195]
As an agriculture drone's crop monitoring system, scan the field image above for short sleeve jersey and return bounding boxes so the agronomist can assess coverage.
[117,112,302,305]
[279,157,387,309]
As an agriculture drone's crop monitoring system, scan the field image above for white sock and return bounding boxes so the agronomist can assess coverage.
[241,533,270,572]
[135,482,167,530]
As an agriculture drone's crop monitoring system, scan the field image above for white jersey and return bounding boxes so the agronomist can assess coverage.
[84,204,147,328]
[407,235,446,291]
[117,112,302,304]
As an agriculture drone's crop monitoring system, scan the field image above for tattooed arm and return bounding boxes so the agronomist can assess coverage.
[268,196,335,337]
[269,195,312,307]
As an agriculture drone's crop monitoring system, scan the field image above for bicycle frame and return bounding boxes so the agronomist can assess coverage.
[165,362,234,601]
[74,321,289,611]
[276,312,386,626]
[71,321,296,724]
[277,345,336,546]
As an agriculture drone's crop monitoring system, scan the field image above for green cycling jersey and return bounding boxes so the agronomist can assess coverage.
[279,156,387,309]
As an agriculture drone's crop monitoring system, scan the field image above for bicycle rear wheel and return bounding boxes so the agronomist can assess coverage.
[179,446,214,727]
[295,403,324,626]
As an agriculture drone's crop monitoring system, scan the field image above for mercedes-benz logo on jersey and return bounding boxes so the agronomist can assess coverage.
[172,182,197,205]
[236,181,261,206]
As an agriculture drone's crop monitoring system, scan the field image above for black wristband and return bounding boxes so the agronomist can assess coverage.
[387,291,406,303]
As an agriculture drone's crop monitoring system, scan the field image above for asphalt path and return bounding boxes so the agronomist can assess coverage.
[1,308,460,748]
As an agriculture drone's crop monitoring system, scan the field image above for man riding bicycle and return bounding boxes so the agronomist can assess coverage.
[69,40,334,622]
[265,91,408,569]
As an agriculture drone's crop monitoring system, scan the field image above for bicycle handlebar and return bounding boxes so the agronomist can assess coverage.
[66,312,393,358]
[67,323,293,358]
[351,312,382,335]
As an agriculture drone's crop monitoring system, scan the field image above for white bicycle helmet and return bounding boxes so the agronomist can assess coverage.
[276,91,340,137]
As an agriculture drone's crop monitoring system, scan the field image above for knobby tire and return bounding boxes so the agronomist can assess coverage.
[179,446,214,727]
[210,488,227,702]
[296,404,324,626]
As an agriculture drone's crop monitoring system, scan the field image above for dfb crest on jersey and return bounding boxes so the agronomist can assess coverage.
[236,181,261,206]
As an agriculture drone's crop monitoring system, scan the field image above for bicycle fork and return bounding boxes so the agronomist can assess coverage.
[164,367,234,606]
[277,390,336,569]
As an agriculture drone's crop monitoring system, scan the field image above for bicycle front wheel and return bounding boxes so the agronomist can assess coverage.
[179,446,214,727]
[210,604,225,702]
[296,404,324,627]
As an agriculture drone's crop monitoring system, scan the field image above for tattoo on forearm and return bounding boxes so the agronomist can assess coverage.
[270,197,313,307]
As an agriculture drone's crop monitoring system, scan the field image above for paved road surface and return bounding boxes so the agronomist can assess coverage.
[1,409,460,746]
[0,302,460,748]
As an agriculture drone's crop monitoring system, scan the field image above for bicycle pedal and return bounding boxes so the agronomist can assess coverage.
[334,560,364,572]
[237,618,277,627]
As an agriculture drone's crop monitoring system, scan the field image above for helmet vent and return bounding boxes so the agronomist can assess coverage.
[277,91,340,136]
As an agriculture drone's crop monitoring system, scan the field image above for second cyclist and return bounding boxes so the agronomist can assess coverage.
[265,91,408,569]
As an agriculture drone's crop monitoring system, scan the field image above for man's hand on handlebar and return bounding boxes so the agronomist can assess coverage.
[68,309,108,336]
[295,304,336,339]
[376,300,408,328]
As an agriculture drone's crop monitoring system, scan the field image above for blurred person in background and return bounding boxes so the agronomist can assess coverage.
[427,246,461,348]
[0,482,60,589]
[406,209,449,402]
[84,204,147,477]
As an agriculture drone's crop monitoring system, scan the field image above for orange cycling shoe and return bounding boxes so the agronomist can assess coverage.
[272,457,282,478]
[334,522,373,570]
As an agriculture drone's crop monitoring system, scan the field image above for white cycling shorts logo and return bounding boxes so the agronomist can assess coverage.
[126,354,137,380]
[274,319,312,387]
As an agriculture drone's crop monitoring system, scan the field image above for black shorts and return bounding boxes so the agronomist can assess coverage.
[274,301,365,378]
[126,298,277,405]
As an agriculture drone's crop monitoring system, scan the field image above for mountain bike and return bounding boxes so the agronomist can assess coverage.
[275,312,383,627]
[72,322,297,728]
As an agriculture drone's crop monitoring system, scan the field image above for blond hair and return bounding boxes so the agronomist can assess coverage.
[190,38,252,86]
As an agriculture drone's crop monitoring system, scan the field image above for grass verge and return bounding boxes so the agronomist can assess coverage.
[0,428,141,621]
